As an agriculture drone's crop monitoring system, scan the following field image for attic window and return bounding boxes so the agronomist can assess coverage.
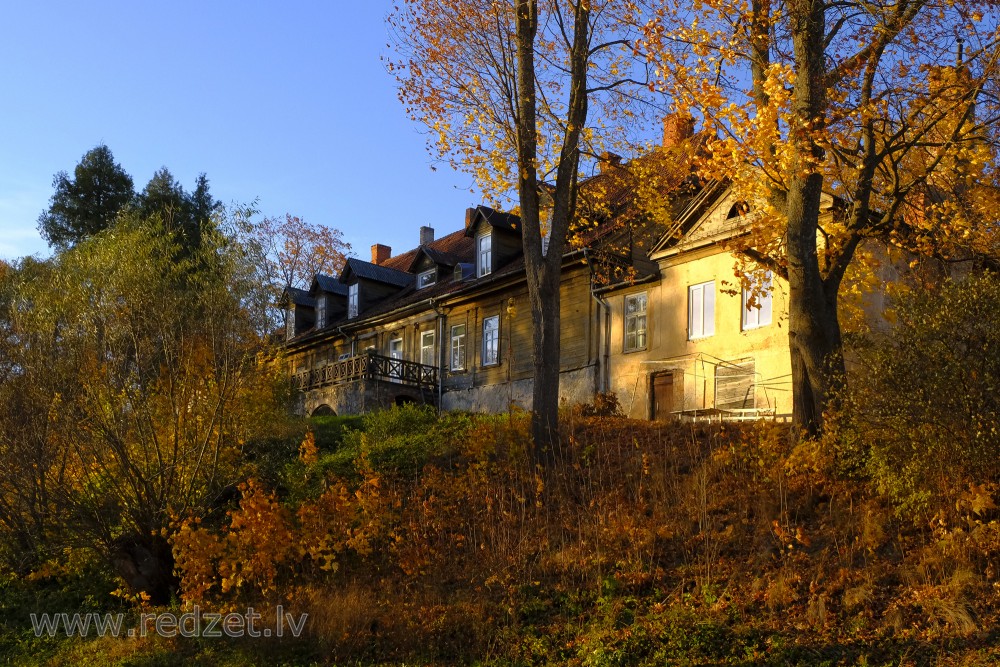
[417,268,436,290]
[348,284,359,319]
[727,202,750,219]
[316,295,327,328]
[477,233,492,277]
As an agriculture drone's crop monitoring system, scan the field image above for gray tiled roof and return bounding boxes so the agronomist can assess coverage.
[282,286,316,307]
[340,258,415,288]
[312,273,349,296]
[465,205,521,237]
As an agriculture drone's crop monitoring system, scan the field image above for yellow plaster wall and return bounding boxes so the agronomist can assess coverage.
[607,247,793,420]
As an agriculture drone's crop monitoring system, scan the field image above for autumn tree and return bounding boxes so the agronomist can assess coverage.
[37,144,135,249]
[238,213,351,332]
[0,215,286,600]
[390,0,660,453]
[249,213,351,292]
[638,0,1000,434]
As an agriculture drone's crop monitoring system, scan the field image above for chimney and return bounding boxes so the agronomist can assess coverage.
[371,243,391,265]
[599,152,623,173]
[420,225,435,246]
[662,113,695,149]
[465,207,477,230]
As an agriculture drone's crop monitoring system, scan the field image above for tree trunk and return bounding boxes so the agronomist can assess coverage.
[527,264,562,460]
[110,532,178,604]
[514,0,588,458]
[786,0,840,436]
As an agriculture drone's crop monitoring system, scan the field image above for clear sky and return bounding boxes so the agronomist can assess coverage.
[0,1,480,262]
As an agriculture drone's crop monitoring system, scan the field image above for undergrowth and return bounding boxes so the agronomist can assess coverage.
[6,402,1000,665]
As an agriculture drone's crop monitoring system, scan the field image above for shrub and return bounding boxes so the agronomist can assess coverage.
[837,272,1000,518]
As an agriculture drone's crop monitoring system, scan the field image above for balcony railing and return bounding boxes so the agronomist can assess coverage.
[292,351,438,392]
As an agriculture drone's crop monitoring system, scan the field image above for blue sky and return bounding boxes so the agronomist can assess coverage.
[0,1,480,261]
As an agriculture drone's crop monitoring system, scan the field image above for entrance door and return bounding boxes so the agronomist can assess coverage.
[652,372,675,422]
[389,338,403,382]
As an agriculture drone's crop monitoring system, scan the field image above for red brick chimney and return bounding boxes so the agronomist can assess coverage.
[465,207,477,230]
[662,113,695,149]
[371,244,391,265]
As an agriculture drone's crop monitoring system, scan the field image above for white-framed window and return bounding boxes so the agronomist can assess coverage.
[688,281,715,339]
[624,292,648,352]
[481,315,499,366]
[316,295,327,328]
[285,307,295,340]
[477,233,492,277]
[450,324,466,371]
[417,268,436,290]
[348,283,359,319]
[420,330,435,366]
[742,272,773,330]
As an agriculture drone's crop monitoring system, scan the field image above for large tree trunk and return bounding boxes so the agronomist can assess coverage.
[526,264,562,459]
[514,0,588,458]
[785,0,842,436]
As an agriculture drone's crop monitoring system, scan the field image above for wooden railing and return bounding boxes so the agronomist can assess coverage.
[292,352,438,392]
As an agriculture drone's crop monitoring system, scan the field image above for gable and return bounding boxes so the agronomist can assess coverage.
[651,183,837,259]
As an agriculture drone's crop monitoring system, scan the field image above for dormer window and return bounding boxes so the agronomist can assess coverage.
[285,307,295,340]
[417,268,436,290]
[477,233,492,277]
[348,284,359,319]
[316,295,327,328]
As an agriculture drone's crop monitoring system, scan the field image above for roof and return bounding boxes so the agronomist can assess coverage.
[340,257,415,288]
[281,286,316,307]
[464,205,521,237]
[381,228,474,273]
[574,132,714,251]
[312,273,349,296]
[407,244,466,272]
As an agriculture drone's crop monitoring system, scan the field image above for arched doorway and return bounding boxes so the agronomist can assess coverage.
[311,404,336,417]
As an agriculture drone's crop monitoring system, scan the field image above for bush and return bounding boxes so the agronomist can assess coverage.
[837,272,1000,517]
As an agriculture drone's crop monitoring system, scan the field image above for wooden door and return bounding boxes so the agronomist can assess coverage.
[652,372,674,422]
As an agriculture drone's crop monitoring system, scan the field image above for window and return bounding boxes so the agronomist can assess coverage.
[742,272,773,330]
[348,283,358,318]
[420,330,435,366]
[388,338,403,382]
[481,315,499,366]
[477,233,492,277]
[450,324,466,370]
[715,360,756,410]
[624,293,647,352]
[417,268,436,290]
[285,308,295,340]
[688,281,715,339]
[316,295,327,328]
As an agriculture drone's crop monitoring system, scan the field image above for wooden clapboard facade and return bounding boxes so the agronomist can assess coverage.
[281,117,857,422]
[282,205,615,417]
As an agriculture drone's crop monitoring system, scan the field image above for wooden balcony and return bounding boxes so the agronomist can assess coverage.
[292,351,438,392]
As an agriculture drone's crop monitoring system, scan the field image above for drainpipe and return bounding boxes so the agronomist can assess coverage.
[583,249,612,394]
